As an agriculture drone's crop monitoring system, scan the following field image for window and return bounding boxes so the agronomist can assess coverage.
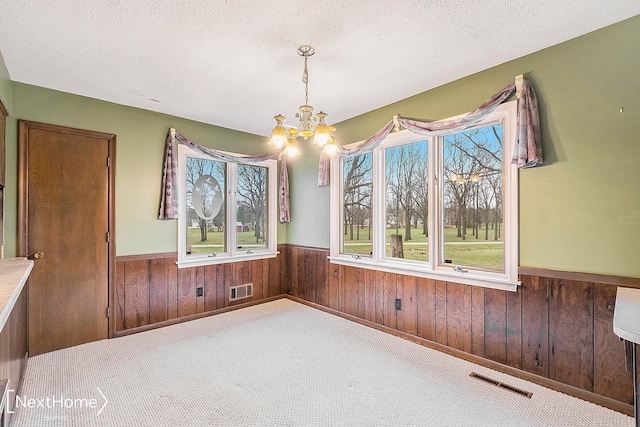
[341,153,373,256]
[177,145,277,267]
[330,102,518,290]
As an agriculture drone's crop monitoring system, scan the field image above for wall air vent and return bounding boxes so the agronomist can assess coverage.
[469,372,533,398]
[229,283,253,301]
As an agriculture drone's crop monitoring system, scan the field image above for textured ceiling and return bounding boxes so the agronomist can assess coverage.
[1,1,639,137]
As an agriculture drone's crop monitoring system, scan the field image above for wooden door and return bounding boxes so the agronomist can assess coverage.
[18,121,115,355]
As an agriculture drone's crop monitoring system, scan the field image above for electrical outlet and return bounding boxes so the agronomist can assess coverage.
[196,287,203,297]
[395,298,402,311]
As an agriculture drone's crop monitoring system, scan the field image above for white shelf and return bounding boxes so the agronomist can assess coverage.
[613,287,640,344]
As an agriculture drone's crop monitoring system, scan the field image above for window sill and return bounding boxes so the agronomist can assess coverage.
[328,255,519,292]
[177,250,279,269]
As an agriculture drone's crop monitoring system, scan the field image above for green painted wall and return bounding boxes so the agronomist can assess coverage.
[0,49,11,113]
[5,84,287,257]
[289,15,640,277]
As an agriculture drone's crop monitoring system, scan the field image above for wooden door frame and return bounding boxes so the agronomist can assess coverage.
[17,120,117,338]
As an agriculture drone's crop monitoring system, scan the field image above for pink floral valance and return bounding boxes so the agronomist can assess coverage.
[158,130,290,223]
[318,76,543,186]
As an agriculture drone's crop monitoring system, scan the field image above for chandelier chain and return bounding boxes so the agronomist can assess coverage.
[302,56,309,105]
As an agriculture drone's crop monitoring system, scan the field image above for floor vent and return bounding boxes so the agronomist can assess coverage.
[229,283,253,301]
[469,372,533,398]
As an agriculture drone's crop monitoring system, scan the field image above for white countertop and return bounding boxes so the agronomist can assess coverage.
[613,286,640,344]
[0,257,34,332]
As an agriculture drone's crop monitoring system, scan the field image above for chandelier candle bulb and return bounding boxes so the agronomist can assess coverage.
[321,134,340,156]
[284,129,301,157]
[268,114,288,149]
[312,112,331,147]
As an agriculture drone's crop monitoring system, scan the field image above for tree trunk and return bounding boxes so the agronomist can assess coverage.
[200,219,207,242]
[404,210,412,241]
[485,219,489,240]
[460,206,466,241]
[391,234,404,258]
[404,195,412,241]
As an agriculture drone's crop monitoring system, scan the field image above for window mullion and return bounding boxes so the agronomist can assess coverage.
[372,146,385,261]
[330,156,341,257]
[228,162,238,256]
[429,136,440,270]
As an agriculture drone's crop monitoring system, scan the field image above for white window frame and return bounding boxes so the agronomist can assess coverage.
[177,144,278,268]
[329,101,519,291]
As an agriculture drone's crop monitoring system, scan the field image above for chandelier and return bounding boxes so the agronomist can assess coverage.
[268,45,339,157]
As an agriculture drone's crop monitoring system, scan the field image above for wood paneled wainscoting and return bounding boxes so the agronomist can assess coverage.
[0,285,27,422]
[287,244,640,415]
[114,246,288,336]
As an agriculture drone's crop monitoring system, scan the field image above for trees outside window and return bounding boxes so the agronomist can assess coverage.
[178,145,277,268]
[331,102,518,290]
[342,153,373,256]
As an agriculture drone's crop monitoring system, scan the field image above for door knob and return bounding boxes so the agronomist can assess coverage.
[31,251,45,260]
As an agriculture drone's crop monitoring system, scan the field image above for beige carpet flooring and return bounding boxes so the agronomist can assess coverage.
[11,299,634,426]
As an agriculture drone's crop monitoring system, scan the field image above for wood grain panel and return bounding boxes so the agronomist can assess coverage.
[593,285,633,403]
[235,261,252,287]
[115,260,125,331]
[313,249,323,304]
[251,259,264,301]
[382,272,397,329]
[307,249,319,304]
[290,248,299,297]
[124,260,150,329]
[506,287,522,369]
[177,267,196,317]
[269,255,281,298]
[549,279,594,390]
[471,286,485,356]
[364,269,376,323]
[356,268,368,319]
[149,258,168,324]
[316,252,328,306]
[224,263,236,305]
[435,281,447,345]
[301,250,312,301]
[445,282,472,352]
[203,264,218,311]
[396,274,417,335]
[338,265,346,313]
[484,288,507,364]
[196,266,205,314]
[215,264,226,309]
[416,278,436,341]
[521,275,549,377]
[167,257,178,320]
[277,246,288,296]
[374,270,385,325]
[345,266,367,318]
[328,261,340,310]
